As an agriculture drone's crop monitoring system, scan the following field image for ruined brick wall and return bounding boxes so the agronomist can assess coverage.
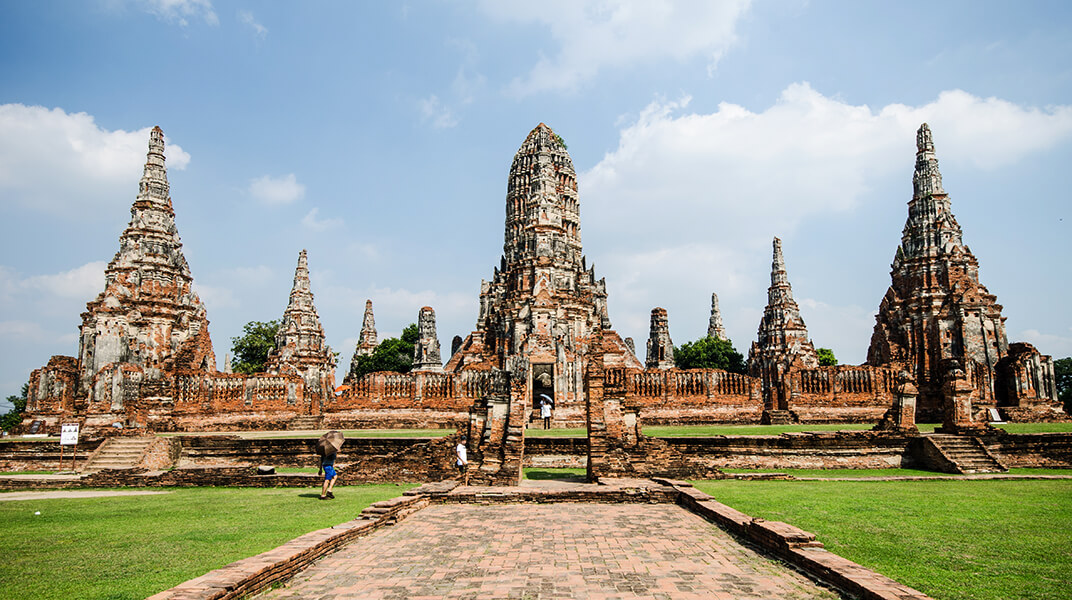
[610,367,762,425]
[0,439,105,472]
[661,432,917,470]
[788,365,897,422]
[982,433,1072,468]
[174,435,459,482]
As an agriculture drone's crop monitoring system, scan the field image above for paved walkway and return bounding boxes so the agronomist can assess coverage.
[259,503,842,600]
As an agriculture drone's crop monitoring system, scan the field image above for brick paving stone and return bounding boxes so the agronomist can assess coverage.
[257,503,843,599]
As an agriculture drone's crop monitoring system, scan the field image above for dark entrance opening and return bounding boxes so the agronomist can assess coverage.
[532,363,555,428]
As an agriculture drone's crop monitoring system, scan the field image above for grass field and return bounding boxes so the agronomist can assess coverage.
[692,478,1072,600]
[721,467,1071,478]
[0,484,416,600]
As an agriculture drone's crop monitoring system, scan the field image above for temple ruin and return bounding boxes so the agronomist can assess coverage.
[867,124,1061,425]
[21,123,1065,439]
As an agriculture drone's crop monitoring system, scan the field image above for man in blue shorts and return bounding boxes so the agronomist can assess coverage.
[320,451,338,500]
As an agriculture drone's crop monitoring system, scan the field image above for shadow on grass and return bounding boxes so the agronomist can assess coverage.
[524,468,587,483]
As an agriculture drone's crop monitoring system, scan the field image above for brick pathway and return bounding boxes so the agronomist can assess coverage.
[259,503,842,600]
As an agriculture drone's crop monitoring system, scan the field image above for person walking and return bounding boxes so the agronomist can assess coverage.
[319,451,338,500]
[315,430,344,500]
[456,436,469,486]
[539,395,553,429]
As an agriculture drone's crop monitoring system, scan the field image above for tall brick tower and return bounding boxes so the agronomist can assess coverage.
[749,237,818,415]
[446,124,641,415]
[76,126,216,397]
[867,123,1011,419]
[265,249,335,403]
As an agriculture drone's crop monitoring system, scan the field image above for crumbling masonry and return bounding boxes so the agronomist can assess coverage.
[22,123,1063,438]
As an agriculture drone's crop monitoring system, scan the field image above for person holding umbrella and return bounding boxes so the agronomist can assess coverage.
[315,430,344,500]
[539,394,553,429]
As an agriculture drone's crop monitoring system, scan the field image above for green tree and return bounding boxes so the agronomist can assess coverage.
[1055,357,1072,414]
[817,347,837,366]
[0,383,29,432]
[230,320,280,374]
[673,336,747,374]
[349,324,419,380]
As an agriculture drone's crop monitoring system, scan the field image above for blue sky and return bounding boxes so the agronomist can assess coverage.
[1,1,1070,409]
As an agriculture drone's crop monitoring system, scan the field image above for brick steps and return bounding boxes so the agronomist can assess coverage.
[928,434,1007,474]
[287,416,322,431]
[82,437,156,472]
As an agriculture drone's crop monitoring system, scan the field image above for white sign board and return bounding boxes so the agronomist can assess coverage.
[60,423,79,446]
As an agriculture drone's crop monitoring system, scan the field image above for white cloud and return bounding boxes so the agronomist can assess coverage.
[0,320,46,342]
[238,10,267,39]
[248,173,304,205]
[21,262,106,300]
[301,207,343,231]
[582,84,1072,356]
[1019,328,1072,359]
[417,39,485,129]
[139,0,218,26]
[479,0,751,95]
[192,282,238,310]
[0,105,190,217]
[584,84,1072,248]
[419,95,459,129]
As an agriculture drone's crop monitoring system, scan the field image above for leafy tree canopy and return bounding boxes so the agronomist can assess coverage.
[817,347,837,366]
[673,336,747,374]
[1,383,29,432]
[230,320,280,374]
[350,324,419,380]
[1055,357,1072,414]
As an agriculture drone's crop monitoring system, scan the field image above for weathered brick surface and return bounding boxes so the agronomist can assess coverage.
[150,481,935,600]
[867,124,1061,424]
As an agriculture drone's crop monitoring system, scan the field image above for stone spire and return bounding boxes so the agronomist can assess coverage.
[76,126,215,395]
[412,306,443,372]
[265,249,335,381]
[900,122,963,258]
[645,307,675,369]
[749,237,818,372]
[445,122,641,404]
[354,299,378,358]
[707,292,728,340]
[913,123,945,200]
[868,124,1012,418]
[502,123,582,270]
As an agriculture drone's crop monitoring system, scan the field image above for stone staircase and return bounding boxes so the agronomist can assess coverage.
[926,434,1007,474]
[288,416,322,431]
[762,410,796,425]
[82,437,156,471]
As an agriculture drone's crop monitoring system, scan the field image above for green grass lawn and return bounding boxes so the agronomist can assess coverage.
[0,484,416,600]
[692,478,1072,600]
[721,467,1070,478]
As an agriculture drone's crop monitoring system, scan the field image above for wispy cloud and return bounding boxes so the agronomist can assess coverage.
[0,105,190,217]
[238,10,267,39]
[417,38,485,129]
[248,173,304,205]
[583,84,1072,362]
[418,95,459,129]
[138,0,218,26]
[478,0,751,96]
[301,208,343,231]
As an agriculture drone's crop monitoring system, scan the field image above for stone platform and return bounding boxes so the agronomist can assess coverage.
[149,479,933,600]
[258,502,839,600]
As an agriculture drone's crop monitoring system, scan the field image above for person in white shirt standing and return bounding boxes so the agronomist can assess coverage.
[456,436,469,485]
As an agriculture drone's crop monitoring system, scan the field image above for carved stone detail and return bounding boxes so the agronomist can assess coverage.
[645,308,675,370]
[707,292,728,341]
[413,306,444,372]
